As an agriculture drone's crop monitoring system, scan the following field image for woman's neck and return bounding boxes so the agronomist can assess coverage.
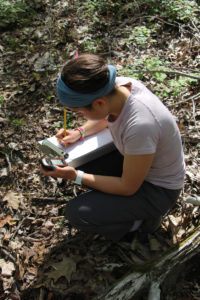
[107,86,131,121]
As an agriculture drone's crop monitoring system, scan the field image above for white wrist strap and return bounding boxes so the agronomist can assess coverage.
[74,170,84,185]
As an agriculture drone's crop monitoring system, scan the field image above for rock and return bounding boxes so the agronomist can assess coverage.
[34,52,55,72]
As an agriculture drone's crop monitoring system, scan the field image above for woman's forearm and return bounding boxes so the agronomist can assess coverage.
[82,119,108,137]
[81,173,136,196]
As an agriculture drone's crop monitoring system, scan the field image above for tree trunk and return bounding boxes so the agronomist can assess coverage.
[97,225,200,300]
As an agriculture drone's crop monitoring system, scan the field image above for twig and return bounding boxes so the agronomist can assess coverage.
[167,93,200,107]
[31,197,67,204]
[164,66,200,73]
[0,246,16,264]
[191,97,200,135]
[188,21,200,42]
[181,134,200,143]
[117,248,134,265]
[126,69,200,80]
[21,235,52,242]
[10,216,29,239]
[5,153,12,172]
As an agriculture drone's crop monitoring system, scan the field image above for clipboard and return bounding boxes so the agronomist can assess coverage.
[39,128,115,168]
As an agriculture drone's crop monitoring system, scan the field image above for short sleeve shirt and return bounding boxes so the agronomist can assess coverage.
[108,77,185,189]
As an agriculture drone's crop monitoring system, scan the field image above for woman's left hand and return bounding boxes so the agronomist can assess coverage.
[40,165,77,181]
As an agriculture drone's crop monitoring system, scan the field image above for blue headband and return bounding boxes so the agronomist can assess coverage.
[57,65,116,107]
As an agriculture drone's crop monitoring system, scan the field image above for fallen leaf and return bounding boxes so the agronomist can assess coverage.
[22,247,37,265]
[0,215,12,229]
[149,235,162,251]
[176,228,186,241]
[2,276,14,291]
[16,255,25,280]
[0,259,15,276]
[43,220,54,228]
[168,215,184,244]
[168,215,182,227]
[9,240,24,251]
[32,244,47,264]
[3,191,22,210]
[47,256,76,283]
[3,230,11,242]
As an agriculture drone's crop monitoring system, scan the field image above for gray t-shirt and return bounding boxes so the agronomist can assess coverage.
[108,77,185,189]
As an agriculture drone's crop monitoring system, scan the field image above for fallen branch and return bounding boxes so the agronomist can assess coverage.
[167,92,200,107]
[127,69,200,80]
[0,246,16,264]
[31,197,68,204]
[98,225,200,300]
[5,153,12,172]
[183,196,200,206]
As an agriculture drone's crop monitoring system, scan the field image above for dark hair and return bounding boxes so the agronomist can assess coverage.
[61,54,110,94]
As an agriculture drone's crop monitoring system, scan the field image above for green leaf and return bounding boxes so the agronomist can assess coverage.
[154,72,167,82]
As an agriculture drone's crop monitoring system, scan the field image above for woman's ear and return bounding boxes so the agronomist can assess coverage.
[92,98,107,108]
[122,82,132,92]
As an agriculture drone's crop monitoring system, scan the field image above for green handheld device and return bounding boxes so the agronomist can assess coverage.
[39,139,68,159]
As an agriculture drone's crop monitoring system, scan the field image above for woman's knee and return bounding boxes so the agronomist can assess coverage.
[65,197,91,226]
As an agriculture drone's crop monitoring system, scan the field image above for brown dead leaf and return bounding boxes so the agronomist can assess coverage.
[149,235,162,251]
[3,191,23,210]
[3,230,11,242]
[16,255,25,281]
[168,215,184,244]
[2,276,14,291]
[0,259,15,276]
[9,240,24,251]
[47,256,76,283]
[168,215,183,227]
[43,220,54,229]
[176,228,186,241]
[32,243,47,265]
[27,267,38,276]
[22,247,37,265]
[0,215,12,229]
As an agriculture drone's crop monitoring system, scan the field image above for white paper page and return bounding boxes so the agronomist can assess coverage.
[45,128,113,162]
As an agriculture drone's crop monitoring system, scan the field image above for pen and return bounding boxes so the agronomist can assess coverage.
[64,108,67,137]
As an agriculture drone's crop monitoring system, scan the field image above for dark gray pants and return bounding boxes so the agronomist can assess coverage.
[65,150,181,241]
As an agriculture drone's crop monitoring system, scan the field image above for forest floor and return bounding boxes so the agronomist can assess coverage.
[0,1,200,299]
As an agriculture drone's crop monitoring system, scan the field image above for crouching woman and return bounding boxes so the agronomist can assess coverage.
[40,54,185,242]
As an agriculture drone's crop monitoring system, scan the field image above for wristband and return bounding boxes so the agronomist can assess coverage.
[74,127,85,140]
[74,170,84,185]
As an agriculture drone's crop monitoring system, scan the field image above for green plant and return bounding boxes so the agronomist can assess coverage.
[161,0,199,24]
[0,0,32,29]
[128,26,156,47]
[12,118,25,127]
[169,77,197,97]
[136,0,199,25]
[144,57,167,70]
[154,83,172,98]
[79,0,121,16]
[82,39,98,52]
[121,53,198,101]
[76,0,123,26]
[0,94,4,106]
[46,95,52,102]
[51,122,62,129]
[5,36,19,49]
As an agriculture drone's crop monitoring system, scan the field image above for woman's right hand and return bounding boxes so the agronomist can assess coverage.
[56,128,81,146]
